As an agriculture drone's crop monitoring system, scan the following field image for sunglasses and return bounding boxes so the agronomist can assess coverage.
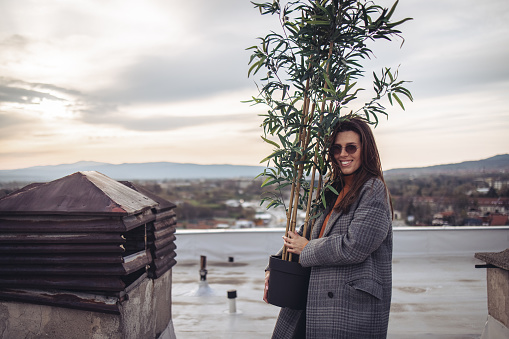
[329,144,359,156]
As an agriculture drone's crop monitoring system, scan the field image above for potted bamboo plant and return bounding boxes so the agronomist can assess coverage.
[247,0,413,309]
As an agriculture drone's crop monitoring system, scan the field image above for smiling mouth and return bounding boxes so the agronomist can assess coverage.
[340,161,352,166]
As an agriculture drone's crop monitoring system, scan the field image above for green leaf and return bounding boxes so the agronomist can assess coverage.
[261,176,272,187]
[392,93,405,110]
[259,149,280,163]
[321,192,327,208]
[387,68,394,82]
[261,136,280,148]
[261,179,278,187]
[326,185,339,195]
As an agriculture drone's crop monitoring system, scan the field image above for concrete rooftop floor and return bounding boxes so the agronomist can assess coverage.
[171,255,489,339]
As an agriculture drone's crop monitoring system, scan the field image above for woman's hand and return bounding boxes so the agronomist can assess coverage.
[283,231,309,255]
[263,271,270,303]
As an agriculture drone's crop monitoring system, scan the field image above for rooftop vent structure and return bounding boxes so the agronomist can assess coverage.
[475,249,509,338]
[0,171,177,338]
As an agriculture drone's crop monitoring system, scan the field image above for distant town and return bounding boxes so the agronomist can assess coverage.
[97,171,509,229]
[1,155,508,228]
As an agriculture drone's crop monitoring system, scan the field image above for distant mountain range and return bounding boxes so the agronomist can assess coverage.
[0,161,267,182]
[0,154,508,182]
[384,154,509,178]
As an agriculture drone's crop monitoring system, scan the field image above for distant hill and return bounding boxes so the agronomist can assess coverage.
[0,161,267,182]
[1,154,508,182]
[384,154,509,178]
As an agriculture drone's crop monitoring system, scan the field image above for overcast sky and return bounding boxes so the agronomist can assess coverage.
[1,0,508,171]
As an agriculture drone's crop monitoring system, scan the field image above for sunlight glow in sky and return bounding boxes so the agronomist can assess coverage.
[1,0,508,171]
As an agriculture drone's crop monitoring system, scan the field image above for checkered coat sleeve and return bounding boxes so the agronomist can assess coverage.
[271,178,393,339]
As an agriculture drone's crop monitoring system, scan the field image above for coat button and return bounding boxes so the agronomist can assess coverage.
[327,292,334,298]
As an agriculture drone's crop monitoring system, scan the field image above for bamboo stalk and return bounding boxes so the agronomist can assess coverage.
[282,165,297,261]
[302,41,335,239]
[286,8,336,261]
[283,94,311,261]
[287,77,313,261]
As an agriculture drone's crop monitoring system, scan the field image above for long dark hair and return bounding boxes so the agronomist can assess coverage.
[326,116,392,215]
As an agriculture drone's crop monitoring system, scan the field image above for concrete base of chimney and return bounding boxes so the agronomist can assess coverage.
[0,270,175,339]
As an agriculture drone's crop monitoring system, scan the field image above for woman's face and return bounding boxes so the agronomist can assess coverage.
[333,130,362,175]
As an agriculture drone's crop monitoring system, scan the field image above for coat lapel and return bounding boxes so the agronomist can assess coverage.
[311,214,326,239]
[311,208,343,239]
[324,210,342,236]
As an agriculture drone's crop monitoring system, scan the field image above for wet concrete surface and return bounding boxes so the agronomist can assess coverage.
[171,255,488,339]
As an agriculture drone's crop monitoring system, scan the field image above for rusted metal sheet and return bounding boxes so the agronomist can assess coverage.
[0,254,125,265]
[0,218,126,233]
[153,217,177,231]
[152,258,177,278]
[0,276,126,291]
[154,225,176,238]
[153,252,176,268]
[122,209,156,230]
[0,172,157,216]
[0,233,126,244]
[154,209,177,222]
[0,244,125,253]
[0,253,149,277]
[150,250,177,278]
[121,181,176,212]
[0,250,150,275]
[0,288,120,314]
[154,242,177,258]
[0,182,44,199]
[0,265,129,276]
[153,234,176,250]
[83,172,158,215]
[122,250,152,275]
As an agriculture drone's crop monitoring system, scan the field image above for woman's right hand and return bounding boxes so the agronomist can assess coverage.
[263,271,270,303]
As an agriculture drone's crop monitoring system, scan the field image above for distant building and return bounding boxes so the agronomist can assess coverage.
[232,219,255,228]
[475,198,509,215]
[464,217,483,226]
[488,214,509,226]
[254,211,272,226]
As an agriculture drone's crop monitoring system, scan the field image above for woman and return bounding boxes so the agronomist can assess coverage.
[264,117,393,338]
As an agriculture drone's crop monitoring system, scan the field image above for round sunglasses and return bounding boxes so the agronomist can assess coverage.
[329,144,359,156]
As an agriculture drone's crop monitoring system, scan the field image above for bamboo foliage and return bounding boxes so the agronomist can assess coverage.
[247,0,413,261]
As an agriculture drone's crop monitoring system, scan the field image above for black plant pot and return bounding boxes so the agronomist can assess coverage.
[267,255,311,310]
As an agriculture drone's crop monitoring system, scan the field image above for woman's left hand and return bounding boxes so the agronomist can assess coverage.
[283,231,309,255]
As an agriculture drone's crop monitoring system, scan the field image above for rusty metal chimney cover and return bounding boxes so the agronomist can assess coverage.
[0,171,157,216]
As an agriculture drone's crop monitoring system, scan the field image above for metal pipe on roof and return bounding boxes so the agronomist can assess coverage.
[200,255,208,281]
[227,290,237,314]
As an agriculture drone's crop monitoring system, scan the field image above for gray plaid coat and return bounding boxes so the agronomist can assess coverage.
[271,178,393,339]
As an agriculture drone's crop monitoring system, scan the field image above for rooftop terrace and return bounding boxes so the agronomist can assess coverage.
[171,226,509,339]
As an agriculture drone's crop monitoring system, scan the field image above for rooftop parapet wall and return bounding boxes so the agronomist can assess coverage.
[175,226,509,262]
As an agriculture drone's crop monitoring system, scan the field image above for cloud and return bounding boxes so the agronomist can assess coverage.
[0,85,60,104]
[0,111,38,140]
[80,110,252,132]
[0,0,508,170]
[0,77,83,103]
[367,0,509,99]
[93,51,252,104]
[0,111,29,128]
[0,34,29,50]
